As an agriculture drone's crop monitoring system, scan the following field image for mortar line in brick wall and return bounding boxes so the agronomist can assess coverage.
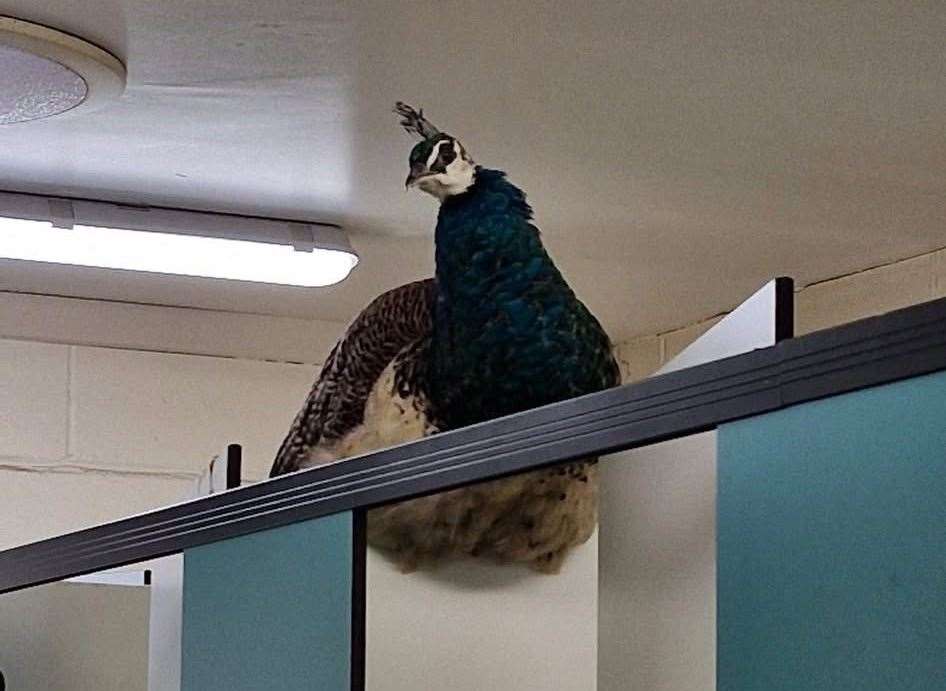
[0,459,202,481]
[0,288,319,321]
[798,243,946,292]
[66,346,75,457]
[616,244,946,354]
[930,251,940,298]
[0,333,324,368]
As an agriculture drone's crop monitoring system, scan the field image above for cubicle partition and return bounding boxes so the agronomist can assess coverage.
[1,286,945,690]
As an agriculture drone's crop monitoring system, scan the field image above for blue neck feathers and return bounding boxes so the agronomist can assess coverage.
[429,168,617,429]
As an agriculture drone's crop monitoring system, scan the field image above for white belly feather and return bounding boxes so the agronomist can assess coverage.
[302,358,436,466]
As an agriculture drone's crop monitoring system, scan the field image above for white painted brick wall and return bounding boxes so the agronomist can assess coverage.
[1,334,319,547]
[934,249,946,297]
[0,340,69,460]
[614,335,661,382]
[617,246,946,383]
[0,291,342,364]
[795,254,934,335]
[0,469,193,550]
[71,346,316,479]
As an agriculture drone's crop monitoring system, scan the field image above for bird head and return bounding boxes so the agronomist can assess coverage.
[395,102,475,201]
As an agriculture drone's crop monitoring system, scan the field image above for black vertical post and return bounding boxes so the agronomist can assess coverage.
[350,508,367,691]
[774,276,795,342]
[225,444,242,490]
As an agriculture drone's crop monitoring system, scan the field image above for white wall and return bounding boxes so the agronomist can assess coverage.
[0,329,319,550]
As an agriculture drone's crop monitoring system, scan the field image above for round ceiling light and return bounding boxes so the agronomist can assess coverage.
[0,16,125,124]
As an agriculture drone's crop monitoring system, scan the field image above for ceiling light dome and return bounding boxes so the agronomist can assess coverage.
[0,16,125,124]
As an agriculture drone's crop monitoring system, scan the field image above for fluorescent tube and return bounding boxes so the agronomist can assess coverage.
[0,217,358,287]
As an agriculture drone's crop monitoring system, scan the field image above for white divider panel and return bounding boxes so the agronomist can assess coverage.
[599,434,717,691]
[148,446,241,691]
[367,535,598,691]
[656,278,787,375]
[148,554,185,691]
[599,279,790,691]
[0,581,150,691]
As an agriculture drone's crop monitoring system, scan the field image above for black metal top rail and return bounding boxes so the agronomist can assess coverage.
[2,296,946,594]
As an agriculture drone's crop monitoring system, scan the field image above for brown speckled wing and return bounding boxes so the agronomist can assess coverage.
[269,279,435,477]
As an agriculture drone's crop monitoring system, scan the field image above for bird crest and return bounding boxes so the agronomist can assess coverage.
[394,101,441,140]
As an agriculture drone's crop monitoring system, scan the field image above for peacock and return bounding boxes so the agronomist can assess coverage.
[270,103,620,573]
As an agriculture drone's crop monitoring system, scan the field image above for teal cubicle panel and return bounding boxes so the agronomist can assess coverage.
[181,512,354,691]
[718,371,946,690]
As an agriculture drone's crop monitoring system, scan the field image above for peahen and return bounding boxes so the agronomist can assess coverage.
[270,103,620,572]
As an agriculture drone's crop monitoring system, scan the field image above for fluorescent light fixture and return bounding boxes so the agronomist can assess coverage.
[0,218,358,286]
[0,191,358,287]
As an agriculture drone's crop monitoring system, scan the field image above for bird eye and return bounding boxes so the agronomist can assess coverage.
[440,146,456,166]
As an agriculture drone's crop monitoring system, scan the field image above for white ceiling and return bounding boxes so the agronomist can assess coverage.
[1,0,944,340]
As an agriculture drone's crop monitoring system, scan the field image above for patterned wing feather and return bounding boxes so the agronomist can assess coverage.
[269,279,435,477]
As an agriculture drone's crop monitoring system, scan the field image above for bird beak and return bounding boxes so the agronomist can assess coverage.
[405,165,431,189]
[405,169,428,189]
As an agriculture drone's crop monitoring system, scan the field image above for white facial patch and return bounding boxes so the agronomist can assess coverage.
[417,140,475,201]
[426,139,449,169]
